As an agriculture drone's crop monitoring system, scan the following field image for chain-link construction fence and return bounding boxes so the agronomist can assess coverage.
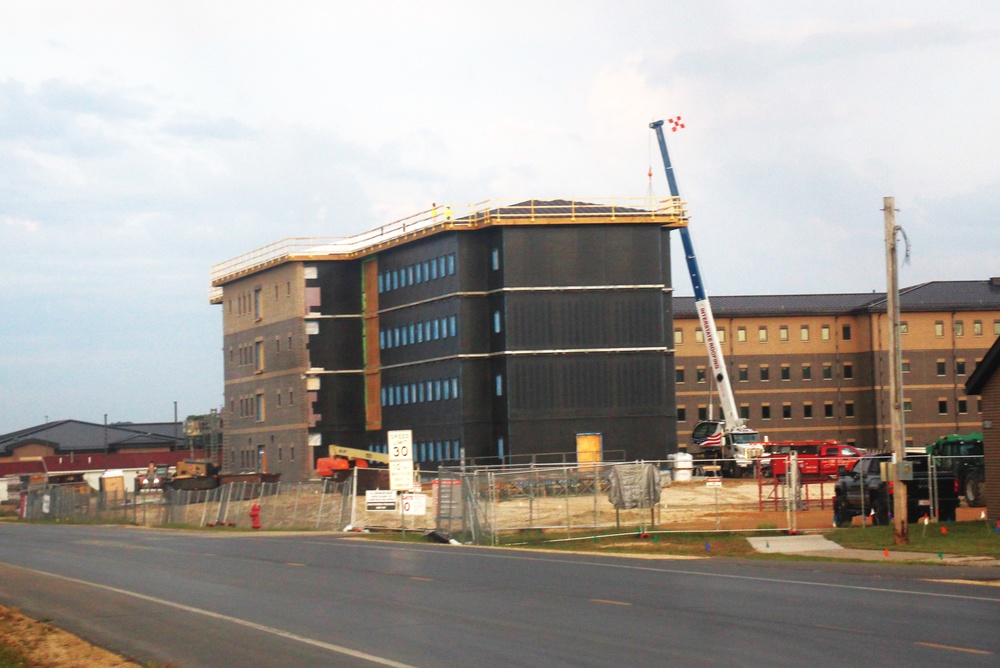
[433,460,802,546]
[14,454,981,542]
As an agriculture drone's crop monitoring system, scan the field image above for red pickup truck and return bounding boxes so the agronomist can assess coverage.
[761,441,864,480]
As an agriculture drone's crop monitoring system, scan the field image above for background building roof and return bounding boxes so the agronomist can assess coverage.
[674,279,1000,318]
[0,419,183,456]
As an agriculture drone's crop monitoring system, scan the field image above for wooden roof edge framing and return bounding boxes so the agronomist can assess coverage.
[208,197,688,299]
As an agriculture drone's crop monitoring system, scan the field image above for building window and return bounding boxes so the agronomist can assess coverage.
[957,359,966,375]
[995,320,1000,336]
[675,368,685,383]
[899,321,908,334]
[695,328,704,344]
[821,325,830,341]
[800,325,810,342]
[954,320,964,337]
[493,311,502,333]
[677,406,686,422]
[495,374,503,396]
[844,401,855,418]
[903,399,912,412]
[760,365,770,381]
[779,325,789,342]
[780,365,790,381]
[738,366,748,382]
[739,405,750,420]
[958,398,968,414]
[824,402,834,418]
[254,340,263,373]
[936,360,947,376]
[782,403,792,419]
[935,321,944,337]
[803,403,813,419]
[491,248,500,270]
[698,406,708,421]
[737,327,747,343]
[696,367,706,383]
[842,324,852,341]
[761,404,771,420]
[758,326,768,343]
[277,391,282,407]
[255,393,264,422]
[823,364,832,380]
[801,364,812,380]
[938,399,948,414]
[674,329,683,346]
[842,363,853,380]
[254,288,262,319]
[901,360,910,373]
[717,328,726,343]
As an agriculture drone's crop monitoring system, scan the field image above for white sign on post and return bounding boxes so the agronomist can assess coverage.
[388,429,414,491]
[402,493,427,516]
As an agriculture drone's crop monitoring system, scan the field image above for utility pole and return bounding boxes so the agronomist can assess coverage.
[884,196,908,544]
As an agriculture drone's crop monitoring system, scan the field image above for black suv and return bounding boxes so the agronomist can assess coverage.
[833,454,959,527]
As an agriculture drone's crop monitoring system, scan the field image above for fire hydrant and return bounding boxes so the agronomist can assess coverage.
[250,503,261,530]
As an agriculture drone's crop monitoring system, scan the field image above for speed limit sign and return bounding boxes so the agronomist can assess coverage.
[387,430,414,491]
[388,430,413,462]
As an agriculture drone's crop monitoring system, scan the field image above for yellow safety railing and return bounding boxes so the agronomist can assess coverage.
[209,196,687,290]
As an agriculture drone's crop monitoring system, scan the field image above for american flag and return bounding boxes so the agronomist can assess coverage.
[700,431,723,448]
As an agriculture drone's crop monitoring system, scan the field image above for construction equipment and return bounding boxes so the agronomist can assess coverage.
[164,459,220,491]
[650,119,762,476]
[316,445,389,483]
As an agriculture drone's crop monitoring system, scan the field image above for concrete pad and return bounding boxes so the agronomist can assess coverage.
[747,534,844,553]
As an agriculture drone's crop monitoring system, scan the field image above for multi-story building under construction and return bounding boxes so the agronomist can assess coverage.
[211,198,686,481]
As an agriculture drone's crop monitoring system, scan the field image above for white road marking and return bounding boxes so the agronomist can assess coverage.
[4,563,416,668]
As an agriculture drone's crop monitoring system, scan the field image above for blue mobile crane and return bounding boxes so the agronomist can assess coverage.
[650,120,762,476]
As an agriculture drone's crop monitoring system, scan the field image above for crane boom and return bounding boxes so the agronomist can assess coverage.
[650,120,743,432]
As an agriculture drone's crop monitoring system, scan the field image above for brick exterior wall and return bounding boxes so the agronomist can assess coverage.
[981,372,1000,520]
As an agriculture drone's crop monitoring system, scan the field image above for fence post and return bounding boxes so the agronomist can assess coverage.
[350,468,358,530]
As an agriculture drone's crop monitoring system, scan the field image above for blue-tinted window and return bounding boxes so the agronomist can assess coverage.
[447,253,455,275]
[379,330,386,349]
[395,386,401,405]
[495,374,503,396]
[438,256,446,277]
[393,328,400,347]
[433,319,440,339]
[392,270,399,290]
[449,315,457,337]
[401,326,408,346]
[419,442,426,462]
[493,311,501,333]
[377,273,384,293]
[381,387,387,406]
[424,321,432,341]
[430,259,438,280]
[434,380,442,401]
[407,266,414,285]
[415,263,422,283]
[408,324,415,345]
[451,377,459,398]
[416,323,423,343]
[417,383,425,402]
[443,380,451,400]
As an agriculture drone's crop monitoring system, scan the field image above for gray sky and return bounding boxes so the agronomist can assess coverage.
[2,2,998,433]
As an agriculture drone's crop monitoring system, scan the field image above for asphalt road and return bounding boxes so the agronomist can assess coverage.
[1,523,998,667]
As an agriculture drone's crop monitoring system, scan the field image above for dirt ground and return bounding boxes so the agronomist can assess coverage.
[0,605,140,667]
